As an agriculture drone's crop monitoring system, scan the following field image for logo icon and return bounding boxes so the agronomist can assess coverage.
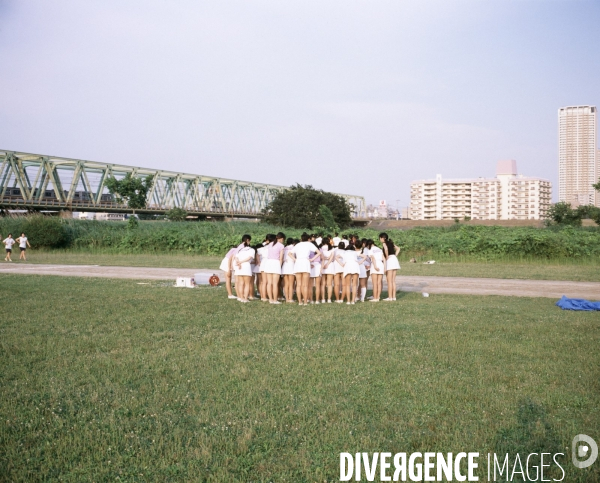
[572,434,598,469]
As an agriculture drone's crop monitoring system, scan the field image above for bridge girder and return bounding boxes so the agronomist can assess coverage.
[0,150,366,218]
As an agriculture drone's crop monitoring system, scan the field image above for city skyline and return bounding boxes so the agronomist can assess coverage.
[0,1,599,206]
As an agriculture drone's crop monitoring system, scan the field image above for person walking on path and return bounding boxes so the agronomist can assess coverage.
[3,234,16,262]
[15,233,31,261]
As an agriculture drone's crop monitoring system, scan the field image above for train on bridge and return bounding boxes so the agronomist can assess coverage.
[0,150,366,218]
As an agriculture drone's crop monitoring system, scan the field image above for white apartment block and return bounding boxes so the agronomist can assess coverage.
[558,105,598,207]
[410,160,552,220]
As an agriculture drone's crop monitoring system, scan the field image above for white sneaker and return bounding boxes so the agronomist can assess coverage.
[321,299,326,304]
[315,301,320,305]
[367,296,374,300]
[383,298,393,301]
[327,300,332,303]
[228,295,237,299]
[271,301,282,305]
[369,299,379,303]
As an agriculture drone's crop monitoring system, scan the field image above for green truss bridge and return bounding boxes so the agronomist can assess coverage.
[0,150,366,219]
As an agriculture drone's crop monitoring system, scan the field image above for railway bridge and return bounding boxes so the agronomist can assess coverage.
[0,150,366,219]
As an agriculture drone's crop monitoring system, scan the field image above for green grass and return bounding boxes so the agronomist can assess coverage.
[16,249,600,282]
[1,275,598,482]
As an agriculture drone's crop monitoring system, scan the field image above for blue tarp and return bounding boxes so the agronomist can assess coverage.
[556,295,600,311]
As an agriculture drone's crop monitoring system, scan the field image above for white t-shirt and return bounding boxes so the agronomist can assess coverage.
[4,238,15,249]
[315,237,322,246]
[332,237,341,247]
[291,241,314,260]
[19,236,27,248]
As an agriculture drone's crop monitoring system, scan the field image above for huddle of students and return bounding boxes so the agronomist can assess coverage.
[219,232,401,305]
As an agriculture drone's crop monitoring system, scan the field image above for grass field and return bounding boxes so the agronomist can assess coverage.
[15,249,600,282]
[1,274,598,482]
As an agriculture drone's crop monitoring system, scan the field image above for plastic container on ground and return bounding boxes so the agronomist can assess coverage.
[194,273,221,286]
[176,277,195,288]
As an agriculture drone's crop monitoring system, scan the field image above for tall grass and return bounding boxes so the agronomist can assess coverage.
[1,216,600,261]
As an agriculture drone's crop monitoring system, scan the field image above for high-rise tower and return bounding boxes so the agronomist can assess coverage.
[558,106,598,207]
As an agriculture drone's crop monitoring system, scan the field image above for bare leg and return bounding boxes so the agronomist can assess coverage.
[350,275,358,303]
[371,274,382,301]
[388,269,397,299]
[325,275,333,301]
[334,274,342,301]
[342,275,350,303]
[225,271,233,297]
[301,273,310,304]
[295,274,304,304]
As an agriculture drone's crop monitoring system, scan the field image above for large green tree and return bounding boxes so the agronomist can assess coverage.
[105,173,154,214]
[263,184,352,229]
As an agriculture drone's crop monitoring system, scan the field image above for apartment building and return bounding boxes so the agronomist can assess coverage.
[410,160,552,220]
[558,105,598,207]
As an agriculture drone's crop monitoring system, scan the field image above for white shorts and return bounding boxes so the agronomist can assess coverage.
[294,258,311,274]
[334,261,344,274]
[358,263,367,279]
[310,262,321,278]
[263,259,282,275]
[343,261,360,276]
[219,257,231,272]
[235,262,253,277]
[370,257,385,275]
[282,261,295,275]
[386,255,400,271]
[322,261,335,275]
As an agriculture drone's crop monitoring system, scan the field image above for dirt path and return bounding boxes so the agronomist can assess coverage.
[2,263,599,299]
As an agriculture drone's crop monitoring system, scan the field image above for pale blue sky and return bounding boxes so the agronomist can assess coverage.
[1,1,598,206]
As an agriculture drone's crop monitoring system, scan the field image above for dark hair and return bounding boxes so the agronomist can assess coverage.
[354,240,363,249]
[8,233,12,237]
[342,234,348,240]
[293,238,300,244]
[338,241,345,250]
[379,232,389,241]
[366,239,374,249]
[345,243,355,251]
[242,234,252,243]
[266,233,276,244]
[384,239,395,254]
[21,233,25,236]
[301,233,309,242]
[319,239,332,250]
[254,243,263,250]
[286,237,294,246]
[276,232,286,240]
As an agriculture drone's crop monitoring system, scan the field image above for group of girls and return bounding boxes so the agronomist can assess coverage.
[219,232,401,305]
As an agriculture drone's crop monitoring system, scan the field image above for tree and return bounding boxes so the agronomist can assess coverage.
[105,173,154,215]
[545,201,586,227]
[263,184,352,229]
[165,208,188,222]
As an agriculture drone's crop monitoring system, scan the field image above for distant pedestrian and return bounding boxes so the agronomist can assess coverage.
[3,233,15,262]
[15,233,31,261]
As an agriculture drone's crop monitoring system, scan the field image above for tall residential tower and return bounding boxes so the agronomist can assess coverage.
[558,105,599,207]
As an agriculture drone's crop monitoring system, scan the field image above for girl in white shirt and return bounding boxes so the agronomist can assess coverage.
[3,234,15,262]
[319,238,335,303]
[335,243,366,304]
[15,233,31,261]
[367,239,385,302]
[233,236,254,302]
[332,242,346,303]
[288,234,319,305]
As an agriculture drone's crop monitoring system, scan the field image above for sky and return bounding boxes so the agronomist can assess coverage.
[1,0,598,208]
